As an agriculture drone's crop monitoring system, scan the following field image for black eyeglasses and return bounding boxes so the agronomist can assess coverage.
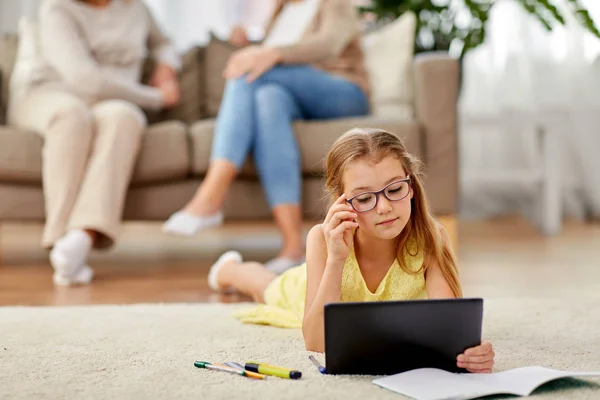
[346,176,411,213]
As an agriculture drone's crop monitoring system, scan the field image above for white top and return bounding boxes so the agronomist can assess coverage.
[263,0,321,47]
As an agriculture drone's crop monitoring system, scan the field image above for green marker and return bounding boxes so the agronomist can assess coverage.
[194,361,266,379]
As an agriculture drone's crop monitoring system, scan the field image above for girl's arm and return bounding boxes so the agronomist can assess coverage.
[302,224,345,352]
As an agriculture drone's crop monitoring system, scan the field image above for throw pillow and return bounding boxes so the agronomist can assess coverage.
[362,12,417,119]
[204,33,240,117]
[144,45,206,124]
[0,33,20,124]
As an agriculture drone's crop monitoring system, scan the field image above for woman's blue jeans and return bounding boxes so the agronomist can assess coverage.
[211,65,369,207]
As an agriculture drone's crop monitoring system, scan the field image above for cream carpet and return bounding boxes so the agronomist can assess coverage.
[1,297,599,400]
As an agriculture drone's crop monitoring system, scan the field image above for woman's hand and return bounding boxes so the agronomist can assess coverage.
[228,24,249,47]
[223,46,281,82]
[457,340,495,373]
[150,63,177,88]
[150,63,180,108]
[322,194,358,264]
[158,80,180,109]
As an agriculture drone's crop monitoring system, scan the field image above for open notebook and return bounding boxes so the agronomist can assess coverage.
[372,366,600,400]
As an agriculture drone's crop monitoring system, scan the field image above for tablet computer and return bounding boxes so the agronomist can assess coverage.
[323,298,483,375]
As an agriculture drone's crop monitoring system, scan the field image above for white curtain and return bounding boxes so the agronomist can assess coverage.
[143,0,274,51]
[0,0,273,48]
[459,0,600,221]
[0,0,43,34]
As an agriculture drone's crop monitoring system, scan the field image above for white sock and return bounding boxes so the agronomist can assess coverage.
[161,210,224,236]
[265,256,305,275]
[49,230,92,279]
[53,266,94,286]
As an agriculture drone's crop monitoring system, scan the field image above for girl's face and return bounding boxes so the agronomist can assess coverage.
[342,155,413,240]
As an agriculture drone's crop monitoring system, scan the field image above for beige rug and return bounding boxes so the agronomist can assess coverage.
[1,297,599,400]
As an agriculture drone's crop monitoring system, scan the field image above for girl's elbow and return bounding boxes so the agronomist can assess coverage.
[304,337,324,353]
[302,324,324,352]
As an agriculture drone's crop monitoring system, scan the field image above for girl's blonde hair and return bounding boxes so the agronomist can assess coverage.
[324,128,462,297]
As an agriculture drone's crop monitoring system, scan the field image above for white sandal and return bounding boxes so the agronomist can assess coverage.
[207,251,242,293]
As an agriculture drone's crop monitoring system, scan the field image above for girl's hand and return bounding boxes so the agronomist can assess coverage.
[457,340,495,373]
[322,194,358,264]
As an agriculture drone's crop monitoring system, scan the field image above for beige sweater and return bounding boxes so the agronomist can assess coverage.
[28,0,180,110]
[265,0,370,96]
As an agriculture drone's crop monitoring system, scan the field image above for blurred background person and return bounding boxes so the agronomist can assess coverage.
[162,0,371,274]
[7,0,181,285]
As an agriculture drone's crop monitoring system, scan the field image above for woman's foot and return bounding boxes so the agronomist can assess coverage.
[162,210,224,236]
[207,250,243,293]
[53,265,94,286]
[49,230,94,286]
[265,256,305,275]
[264,244,305,274]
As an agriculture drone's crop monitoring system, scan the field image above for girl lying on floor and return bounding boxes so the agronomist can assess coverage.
[207,128,495,373]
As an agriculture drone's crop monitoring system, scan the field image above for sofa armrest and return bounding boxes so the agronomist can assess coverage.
[413,52,460,216]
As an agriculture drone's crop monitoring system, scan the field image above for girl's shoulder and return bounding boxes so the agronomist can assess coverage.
[307,223,326,248]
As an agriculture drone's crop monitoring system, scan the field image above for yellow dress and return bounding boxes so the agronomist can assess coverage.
[232,245,428,328]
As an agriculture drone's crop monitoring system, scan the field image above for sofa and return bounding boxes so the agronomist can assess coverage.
[0,31,459,241]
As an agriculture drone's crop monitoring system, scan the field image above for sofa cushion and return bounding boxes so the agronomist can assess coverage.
[0,121,190,185]
[0,125,43,183]
[131,120,190,184]
[143,46,207,124]
[188,116,422,177]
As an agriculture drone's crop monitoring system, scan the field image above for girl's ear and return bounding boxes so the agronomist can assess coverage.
[409,186,414,200]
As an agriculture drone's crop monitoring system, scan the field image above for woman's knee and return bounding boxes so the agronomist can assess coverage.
[92,100,147,130]
[224,77,253,93]
[254,84,290,110]
[50,96,94,136]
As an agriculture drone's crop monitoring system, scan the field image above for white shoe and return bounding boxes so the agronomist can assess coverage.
[207,250,243,293]
[53,265,94,286]
[265,256,304,275]
[161,210,224,236]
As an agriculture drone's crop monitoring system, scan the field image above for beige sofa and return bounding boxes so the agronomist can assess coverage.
[0,33,459,240]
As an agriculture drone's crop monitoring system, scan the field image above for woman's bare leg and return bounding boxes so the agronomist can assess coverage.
[217,260,278,303]
[272,204,305,259]
[184,159,237,215]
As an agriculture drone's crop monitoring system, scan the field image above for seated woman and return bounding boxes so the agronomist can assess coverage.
[162,0,370,274]
[7,0,181,285]
[206,128,495,372]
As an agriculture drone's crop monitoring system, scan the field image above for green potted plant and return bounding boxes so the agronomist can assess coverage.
[358,0,600,58]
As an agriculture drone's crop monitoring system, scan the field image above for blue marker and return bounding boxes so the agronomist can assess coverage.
[308,355,326,374]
